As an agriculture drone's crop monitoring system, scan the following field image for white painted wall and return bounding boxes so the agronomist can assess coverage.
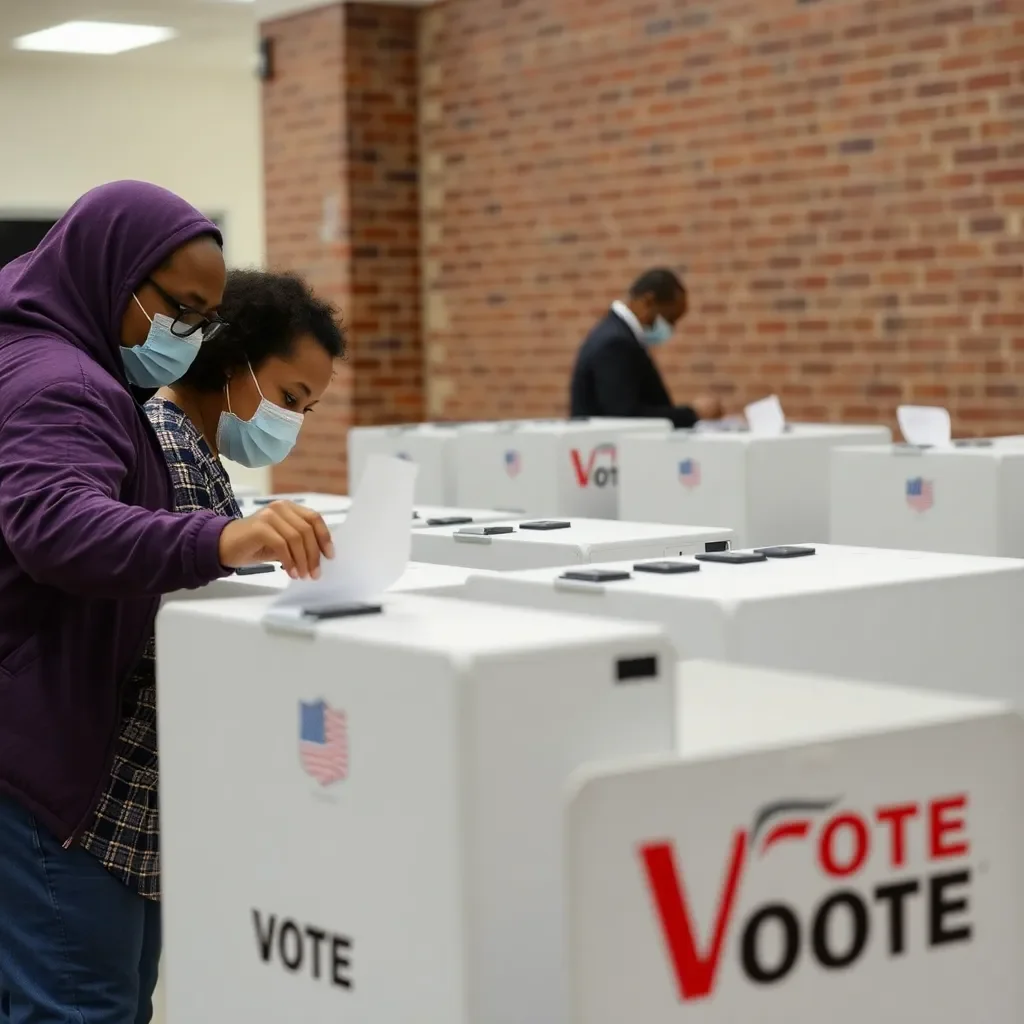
[0,63,271,493]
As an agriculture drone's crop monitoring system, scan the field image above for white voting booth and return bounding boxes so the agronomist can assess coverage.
[157,594,676,1024]
[238,492,353,517]
[618,424,891,547]
[453,417,672,518]
[409,518,733,571]
[460,544,1024,700]
[239,493,511,529]
[347,422,475,505]
[569,659,1024,1023]
[337,503,512,530]
[830,441,1024,556]
[167,561,501,602]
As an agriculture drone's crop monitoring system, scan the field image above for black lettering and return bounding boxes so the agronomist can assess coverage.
[812,891,869,969]
[740,904,800,984]
[874,879,920,956]
[278,921,304,972]
[253,910,276,962]
[929,870,972,947]
[608,466,618,487]
[305,926,327,980]
[593,467,609,487]
[253,910,352,990]
[332,935,353,989]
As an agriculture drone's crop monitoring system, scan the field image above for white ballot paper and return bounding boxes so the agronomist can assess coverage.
[897,404,952,447]
[744,393,786,436]
[264,455,418,623]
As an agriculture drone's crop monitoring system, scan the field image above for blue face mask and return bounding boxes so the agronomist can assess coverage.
[216,364,303,468]
[120,295,203,388]
[641,315,674,347]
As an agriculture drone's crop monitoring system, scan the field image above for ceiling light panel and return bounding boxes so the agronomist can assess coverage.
[12,21,178,56]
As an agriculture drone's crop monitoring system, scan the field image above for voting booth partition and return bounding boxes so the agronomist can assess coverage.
[618,424,892,548]
[156,594,676,1024]
[453,417,672,519]
[830,442,1024,556]
[459,544,1024,701]
[568,660,1024,1022]
[347,423,470,505]
[408,517,734,571]
[347,419,581,507]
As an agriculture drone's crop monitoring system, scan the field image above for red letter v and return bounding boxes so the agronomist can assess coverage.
[570,448,597,486]
[639,832,747,1002]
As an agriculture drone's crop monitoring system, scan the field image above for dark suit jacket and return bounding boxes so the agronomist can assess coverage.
[569,310,698,428]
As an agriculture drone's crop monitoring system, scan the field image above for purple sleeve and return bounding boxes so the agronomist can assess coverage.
[0,379,232,597]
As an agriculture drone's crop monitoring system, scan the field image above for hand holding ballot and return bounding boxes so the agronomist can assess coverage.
[270,454,418,612]
[218,501,335,580]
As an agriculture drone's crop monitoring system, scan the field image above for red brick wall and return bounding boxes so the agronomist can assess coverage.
[347,5,424,427]
[262,3,352,493]
[262,2,421,493]
[420,0,1024,435]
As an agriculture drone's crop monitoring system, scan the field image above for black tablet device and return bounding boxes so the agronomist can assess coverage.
[633,560,701,575]
[559,568,632,583]
[695,551,768,565]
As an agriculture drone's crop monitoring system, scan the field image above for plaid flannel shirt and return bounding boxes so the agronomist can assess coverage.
[77,396,242,899]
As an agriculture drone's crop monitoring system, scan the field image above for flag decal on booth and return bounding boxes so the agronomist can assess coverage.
[299,700,348,786]
[679,458,701,488]
[905,477,934,513]
[505,450,521,477]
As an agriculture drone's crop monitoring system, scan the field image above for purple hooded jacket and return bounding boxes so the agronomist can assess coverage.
[0,181,233,843]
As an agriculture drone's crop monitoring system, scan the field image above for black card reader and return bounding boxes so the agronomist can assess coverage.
[695,550,768,565]
[559,568,632,583]
[633,560,701,575]
[754,546,816,559]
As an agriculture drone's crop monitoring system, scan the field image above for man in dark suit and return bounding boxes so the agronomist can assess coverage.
[569,267,722,427]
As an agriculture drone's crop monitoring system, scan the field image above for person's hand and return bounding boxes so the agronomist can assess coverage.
[692,394,724,421]
[218,501,334,580]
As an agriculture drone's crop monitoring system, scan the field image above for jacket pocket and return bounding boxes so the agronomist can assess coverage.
[0,633,40,681]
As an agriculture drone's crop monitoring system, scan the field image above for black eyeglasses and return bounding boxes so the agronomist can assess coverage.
[146,278,229,343]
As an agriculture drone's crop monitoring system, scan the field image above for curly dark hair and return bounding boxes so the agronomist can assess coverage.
[180,269,346,393]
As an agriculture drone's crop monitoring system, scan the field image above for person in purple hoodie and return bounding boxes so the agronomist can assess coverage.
[0,181,334,1024]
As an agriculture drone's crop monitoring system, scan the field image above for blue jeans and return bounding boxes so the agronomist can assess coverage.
[0,795,161,1024]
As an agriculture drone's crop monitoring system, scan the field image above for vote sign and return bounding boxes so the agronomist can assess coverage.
[566,713,1024,1022]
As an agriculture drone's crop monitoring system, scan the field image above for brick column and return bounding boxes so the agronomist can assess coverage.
[261,2,422,494]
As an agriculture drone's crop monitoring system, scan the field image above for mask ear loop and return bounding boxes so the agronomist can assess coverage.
[133,293,153,325]
[225,363,264,420]
[247,361,268,404]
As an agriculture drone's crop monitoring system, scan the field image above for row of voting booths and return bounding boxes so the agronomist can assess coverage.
[345,411,1024,556]
[155,412,1024,1024]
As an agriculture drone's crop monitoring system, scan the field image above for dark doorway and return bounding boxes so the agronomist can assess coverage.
[0,218,59,269]
[0,214,224,271]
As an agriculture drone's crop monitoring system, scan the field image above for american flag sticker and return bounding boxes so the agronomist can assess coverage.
[679,458,701,488]
[299,700,349,786]
[906,477,934,513]
[505,450,521,477]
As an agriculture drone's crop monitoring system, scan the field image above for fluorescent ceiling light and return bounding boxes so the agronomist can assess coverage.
[13,21,178,55]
